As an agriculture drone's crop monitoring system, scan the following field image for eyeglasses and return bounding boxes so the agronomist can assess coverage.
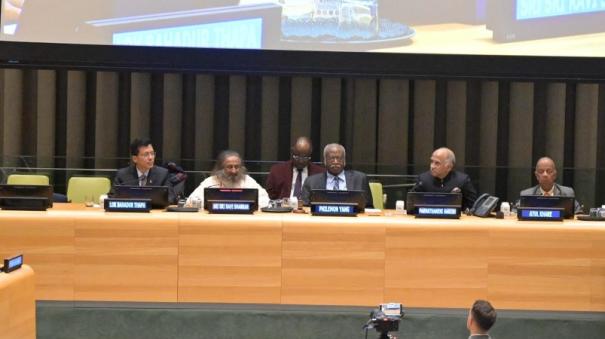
[292,155,311,161]
[139,151,156,158]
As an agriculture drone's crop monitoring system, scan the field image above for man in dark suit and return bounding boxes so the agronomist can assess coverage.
[113,138,177,204]
[301,143,372,207]
[467,299,497,339]
[520,156,582,213]
[411,147,477,211]
[265,136,325,200]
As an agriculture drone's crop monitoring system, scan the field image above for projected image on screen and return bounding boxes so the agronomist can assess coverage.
[2,0,605,57]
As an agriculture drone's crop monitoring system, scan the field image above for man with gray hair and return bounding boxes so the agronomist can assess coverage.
[186,150,270,208]
[300,143,372,207]
[411,147,477,210]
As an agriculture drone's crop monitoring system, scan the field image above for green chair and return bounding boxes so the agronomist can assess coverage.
[369,182,384,209]
[66,177,111,203]
[7,174,50,185]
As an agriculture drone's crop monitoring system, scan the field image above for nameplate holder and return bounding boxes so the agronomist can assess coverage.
[414,204,461,219]
[310,202,358,216]
[0,196,50,211]
[2,254,23,273]
[207,200,255,214]
[104,198,151,212]
[517,207,564,221]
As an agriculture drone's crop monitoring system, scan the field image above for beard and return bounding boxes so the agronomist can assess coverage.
[214,167,247,188]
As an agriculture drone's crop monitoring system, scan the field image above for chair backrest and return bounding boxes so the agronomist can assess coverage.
[66,177,111,203]
[369,182,384,209]
[7,174,50,186]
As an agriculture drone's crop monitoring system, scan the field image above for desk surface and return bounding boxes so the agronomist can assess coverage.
[0,204,603,311]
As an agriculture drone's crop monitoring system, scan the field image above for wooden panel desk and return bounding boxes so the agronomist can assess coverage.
[0,265,36,339]
[0,205,604,311]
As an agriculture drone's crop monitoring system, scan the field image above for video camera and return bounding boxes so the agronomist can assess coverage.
[363,303,404,339]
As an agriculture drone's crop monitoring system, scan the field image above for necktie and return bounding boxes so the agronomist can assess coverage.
[293,169,303,198]
[139,174,147,187]
[333,176,340,191]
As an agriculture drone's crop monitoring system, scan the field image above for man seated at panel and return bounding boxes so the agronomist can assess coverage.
[265,136,325,200]
[113,138,177,204]
[186,150,270,208]
[300,143,372,207]
[520,156,582,213]
[411,147,477,211]
[467,299,497,339]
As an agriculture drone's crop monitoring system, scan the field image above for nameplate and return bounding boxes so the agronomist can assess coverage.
[207,200,254,214]
[2,254,23,273]
[517,207,564,221]
[414,205,461,219]
[104,198,151,212]
[310,202,358,216]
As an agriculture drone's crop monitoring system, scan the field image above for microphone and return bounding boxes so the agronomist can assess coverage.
[410,181,423,192]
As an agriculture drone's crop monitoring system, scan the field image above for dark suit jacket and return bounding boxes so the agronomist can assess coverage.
[301,170,373,207]
[265,160,325,199]
[112,165,177,204]
[411,170,478,211]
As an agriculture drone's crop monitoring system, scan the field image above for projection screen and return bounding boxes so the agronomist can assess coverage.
[2,0,605,57]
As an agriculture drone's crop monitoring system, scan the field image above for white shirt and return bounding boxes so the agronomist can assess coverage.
[326,171,347,191]
[186,174,270,209]
[290,166,308,198]
[539,186,556,196]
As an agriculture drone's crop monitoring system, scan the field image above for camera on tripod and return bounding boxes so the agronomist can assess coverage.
[363,303,404,339]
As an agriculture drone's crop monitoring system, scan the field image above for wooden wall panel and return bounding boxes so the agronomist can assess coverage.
[94,72,119,169]
[412,80,436,171]
[194,74,215,169]
[574,84,599,207]
[260,76,279,161]
[544,83,566,164]
[0,69,23,166]
[35,70,56,169]
[74,212,179,302]
[0,214,75,300]
[488,226,593,311]
[507,82,534,199]
[351,79,377,172]
[65,71,87,169]
[290,77,312,142]
[478,81,499,195]
[129,72,151,140]
[319,78,341,150]
[0,265,36,339]
[228,75,246,154]
[446,81,467,166]
[162,73,183,161]
[377,79,409,172]
[178,214,282,303]
[282,216,385,306]
[385,222,489,307]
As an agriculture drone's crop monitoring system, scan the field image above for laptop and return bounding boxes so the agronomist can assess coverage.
[406,191,462,214]
[518,195,575,219]
[0,184,54,210]
[113,185,170,209]
[204,187,258,212]
[310,189,367,213]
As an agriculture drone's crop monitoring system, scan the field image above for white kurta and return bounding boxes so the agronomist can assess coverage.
[186,175,270,209]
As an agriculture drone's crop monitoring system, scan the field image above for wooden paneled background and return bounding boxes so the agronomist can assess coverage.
[1,68,604,207]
